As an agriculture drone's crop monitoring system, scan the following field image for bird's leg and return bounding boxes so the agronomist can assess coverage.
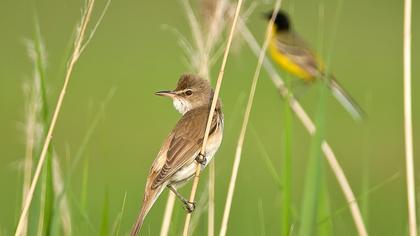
[195,152,207,166]
[167,185,196,213]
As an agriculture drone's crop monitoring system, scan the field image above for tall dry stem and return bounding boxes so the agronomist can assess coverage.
[403,0,417,235]
[181,1,244,235]
[14,0,106,235]
[160,192,176,236]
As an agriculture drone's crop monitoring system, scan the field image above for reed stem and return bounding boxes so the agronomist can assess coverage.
[403,0,417,235]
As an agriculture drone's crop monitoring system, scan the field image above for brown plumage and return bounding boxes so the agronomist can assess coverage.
[131,74,223,235]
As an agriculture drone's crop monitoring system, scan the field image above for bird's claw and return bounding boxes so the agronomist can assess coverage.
[183,201,196,213]
[195,153,207,166]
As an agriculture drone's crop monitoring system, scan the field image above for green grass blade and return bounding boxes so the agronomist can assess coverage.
[112,192,127,236]
[281,92,293,236]
[33,15,49,122]
[99,190,109,236]
[257,199,267,236]
[299,83,327,236]
[360,93,373,230]
[41,153,54,236]
[35,168,46,236]
[69,191,96,234]
[31,16,56,236]
[250,126,282,190]
[81,158,89,210]
[316,170,332,236]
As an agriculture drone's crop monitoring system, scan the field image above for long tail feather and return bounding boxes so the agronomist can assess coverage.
[325,76,364,121]
[131,187,164,236]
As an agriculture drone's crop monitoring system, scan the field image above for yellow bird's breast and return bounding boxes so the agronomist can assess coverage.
[268,35,314,81]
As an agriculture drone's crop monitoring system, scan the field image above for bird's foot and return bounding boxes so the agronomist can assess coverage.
[183,201,196,213]
[195,153,207,166]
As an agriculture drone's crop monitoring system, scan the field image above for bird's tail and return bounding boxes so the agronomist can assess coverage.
[323,75,364,121]
[131,187,163,236]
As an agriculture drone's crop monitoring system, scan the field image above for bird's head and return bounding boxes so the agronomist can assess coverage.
[264,10,291,31]
[155,74,213,114]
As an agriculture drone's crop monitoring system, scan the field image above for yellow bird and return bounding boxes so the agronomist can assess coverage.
[265,10,364,120]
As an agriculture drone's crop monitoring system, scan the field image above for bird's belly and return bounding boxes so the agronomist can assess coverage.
[170,131,222,186]
[268,40,313,81]
[170,161,198,186]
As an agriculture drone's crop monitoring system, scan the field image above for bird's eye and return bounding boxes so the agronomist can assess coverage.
[185,90,193,96]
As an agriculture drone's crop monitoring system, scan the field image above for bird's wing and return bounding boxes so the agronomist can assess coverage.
[150,107,220,189]
[275,32,321,77]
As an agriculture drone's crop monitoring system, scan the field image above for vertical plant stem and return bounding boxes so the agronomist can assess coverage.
[361,94,372,230]
[21,129,34,236]
[208,161,215,236]
[36,171,46,236]
[22,70,37,236]
[219,2,281,235]
[14,1,97,235]
[258,199,266,236]
[403,0,417,235]
[181,1,244,235]
[160,192,176,236]
[281,95,293,235]
[299,84,327,236]
[38,153,54,236]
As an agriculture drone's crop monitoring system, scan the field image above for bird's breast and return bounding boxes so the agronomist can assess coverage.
[268,34,313,80]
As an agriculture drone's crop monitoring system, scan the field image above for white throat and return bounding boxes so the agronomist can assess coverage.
[173,98,191,114]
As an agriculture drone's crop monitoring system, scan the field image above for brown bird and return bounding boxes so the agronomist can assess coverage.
[131,74,224,235]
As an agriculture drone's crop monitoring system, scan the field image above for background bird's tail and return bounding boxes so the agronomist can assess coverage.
[323,75,365,121]
[131,187,163,236]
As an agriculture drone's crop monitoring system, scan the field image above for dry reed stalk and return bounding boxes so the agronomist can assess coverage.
[218,2,282,235]
[14,0,102,235]
[238,19,368,236]
[198,1,229,234]
[188,184,210,235]
[160,192,176,236]
[181,0,244,235]
[201,2,229,233]
[403,0,417,235]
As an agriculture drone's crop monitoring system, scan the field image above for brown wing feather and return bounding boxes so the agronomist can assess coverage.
[151,106,220,188]
[276,32,321,77]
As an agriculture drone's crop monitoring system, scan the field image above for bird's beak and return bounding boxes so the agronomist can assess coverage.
[155,90,176,98]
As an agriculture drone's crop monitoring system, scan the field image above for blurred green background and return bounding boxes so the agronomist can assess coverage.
[1,0,420,235]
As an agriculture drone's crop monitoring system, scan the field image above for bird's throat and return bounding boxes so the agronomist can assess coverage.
[173,98,191,114]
